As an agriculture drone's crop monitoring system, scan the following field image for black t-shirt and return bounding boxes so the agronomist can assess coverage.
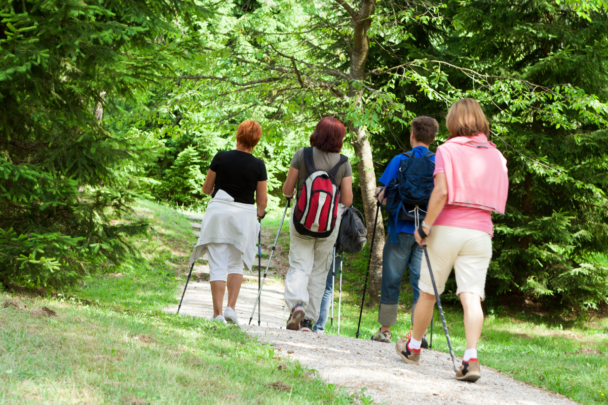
[209,150,267,204]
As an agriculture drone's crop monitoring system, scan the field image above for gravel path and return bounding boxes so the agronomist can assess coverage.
[244,325,577,405]
[165,263,287,327]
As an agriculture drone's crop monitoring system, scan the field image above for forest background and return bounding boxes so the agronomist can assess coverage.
[1,0,608,311]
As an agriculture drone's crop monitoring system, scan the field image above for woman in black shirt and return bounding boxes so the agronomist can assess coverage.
[197,120,267,325]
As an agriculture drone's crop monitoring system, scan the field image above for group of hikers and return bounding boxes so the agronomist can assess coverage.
[189,98,509,383]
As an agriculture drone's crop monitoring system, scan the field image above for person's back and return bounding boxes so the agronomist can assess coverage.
[398,99,509,383]
[371,117,438,345]
[281,117,353,332]
[211,150,266,205]
[191,120,268,326]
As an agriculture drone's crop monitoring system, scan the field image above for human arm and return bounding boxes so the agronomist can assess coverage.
[414,173,448,246]
[256,180,268,219]
[374,187,386,205]
[202,170,216,195]
[340,176,353,206]
[282,166,299,199]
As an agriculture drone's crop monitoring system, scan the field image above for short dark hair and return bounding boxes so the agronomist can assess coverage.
[411,116,438,145]
[309,117,346,153]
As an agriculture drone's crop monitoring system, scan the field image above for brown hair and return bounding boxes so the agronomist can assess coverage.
[411,116,439,145]
[446,98,489,139]
[236,120,262,149]
[309,117,346,153]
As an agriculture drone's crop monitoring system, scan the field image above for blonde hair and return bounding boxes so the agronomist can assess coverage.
[446,98,489,139]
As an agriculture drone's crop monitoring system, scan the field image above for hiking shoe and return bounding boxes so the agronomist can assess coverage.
[395,338,420,365]
[455,359,481,382]
[371,328,392,343]
[300,319,314,332]
[211,315,225,323]
[421,334,429,349]
[224,307,239,325]
[286,304,305,331]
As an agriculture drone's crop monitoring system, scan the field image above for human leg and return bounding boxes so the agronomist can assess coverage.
[453,229,492,352]
[313,258,336,332]
[207,243,232,318]
[377,233,413,333]
[414,226,463,342]
[210,280,226,318]
[460,292,483,349]
[284,215,316,310]
[408,242,423,320]
[305,232,339,323]
[222,244,244,311]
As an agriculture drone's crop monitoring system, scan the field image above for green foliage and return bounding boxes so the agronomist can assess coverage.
[152,146,207,207]
[0,0,201,287]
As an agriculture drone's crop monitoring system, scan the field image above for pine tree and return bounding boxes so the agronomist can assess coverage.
[0,0,201,287]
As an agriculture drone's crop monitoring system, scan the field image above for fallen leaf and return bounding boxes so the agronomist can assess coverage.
[287,350,294,354]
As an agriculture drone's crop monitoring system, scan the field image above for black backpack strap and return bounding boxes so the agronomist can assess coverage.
[423,150,435,158]
[328,154,348,183]
[403,151,414,158]
[303,147,316,174]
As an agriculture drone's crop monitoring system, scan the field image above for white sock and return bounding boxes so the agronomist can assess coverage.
[408,337,422,350]
[463,348,478,361]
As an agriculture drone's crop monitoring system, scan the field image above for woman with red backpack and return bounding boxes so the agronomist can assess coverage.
[282,117,353,332]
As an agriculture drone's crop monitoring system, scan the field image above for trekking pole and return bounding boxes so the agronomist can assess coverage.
[430,313,434,348]
[355,198,381,339]
[177,262,195,315]
[258,219,262,326]
[248,198,292,325]
[423,245,458,371]
[330,247,336,328]
[338,254,343,334]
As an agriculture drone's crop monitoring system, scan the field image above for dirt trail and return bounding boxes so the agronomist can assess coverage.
[245,326,577,405]
[175,213,576,405]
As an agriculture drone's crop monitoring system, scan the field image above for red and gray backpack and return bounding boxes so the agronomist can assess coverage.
[293,147,348,238]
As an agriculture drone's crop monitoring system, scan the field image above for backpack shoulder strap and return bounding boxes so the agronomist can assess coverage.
[403,151,414,158]
[423,150,435,158]
[328,154,348,182]
[303,147,316,174]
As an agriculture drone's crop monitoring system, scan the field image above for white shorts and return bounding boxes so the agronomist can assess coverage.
[207,243,244,282]
[419,225,492,300]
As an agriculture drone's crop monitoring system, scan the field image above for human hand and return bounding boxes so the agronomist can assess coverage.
[414,227,429,247]
[257,210,266,221]
[285,188,296,199]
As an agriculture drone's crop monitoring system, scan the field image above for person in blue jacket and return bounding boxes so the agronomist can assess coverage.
[371,117,438,344]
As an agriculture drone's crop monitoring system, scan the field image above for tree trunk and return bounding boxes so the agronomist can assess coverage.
[336,0,383,304]
[352,126,385,305]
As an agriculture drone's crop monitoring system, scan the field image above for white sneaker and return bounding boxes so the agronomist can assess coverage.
[224,307,239,325]
[211,315,225,323]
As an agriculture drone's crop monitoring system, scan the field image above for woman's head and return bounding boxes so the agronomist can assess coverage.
[236,120,262,150]
[446,98,489,139]
[309,117,346,153]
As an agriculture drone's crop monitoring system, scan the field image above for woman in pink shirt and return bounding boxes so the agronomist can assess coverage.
[395,99,508,382]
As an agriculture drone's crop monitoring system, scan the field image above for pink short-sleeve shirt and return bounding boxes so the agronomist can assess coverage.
[433,149,494,236]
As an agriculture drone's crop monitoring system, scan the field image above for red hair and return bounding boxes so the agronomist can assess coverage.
[309,117,345,153]
[236,120,262,149]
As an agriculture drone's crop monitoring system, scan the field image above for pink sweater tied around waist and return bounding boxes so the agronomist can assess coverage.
[438,134,509,214]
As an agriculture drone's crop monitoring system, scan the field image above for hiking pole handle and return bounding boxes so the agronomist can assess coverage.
[423,246,458,372]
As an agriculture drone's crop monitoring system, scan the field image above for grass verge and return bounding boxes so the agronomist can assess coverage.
[0,200,365,404]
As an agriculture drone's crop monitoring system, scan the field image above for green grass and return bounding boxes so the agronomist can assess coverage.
[0,200,367,404]
[318,250,608,404]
